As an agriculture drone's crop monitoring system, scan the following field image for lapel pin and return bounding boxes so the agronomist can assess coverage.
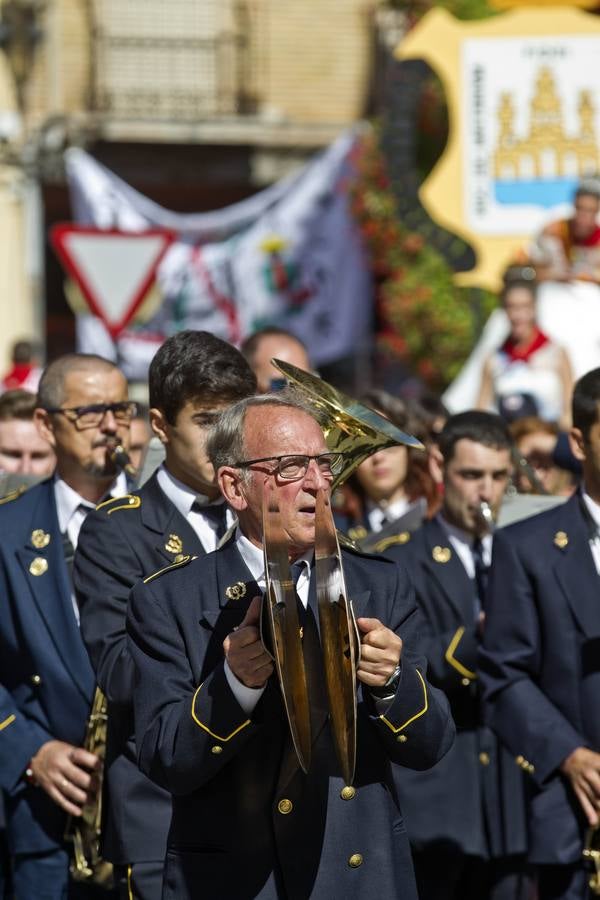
[29,557,48,576]
[432,545,452,564]
[165,533,183,555]
[553,531,568,549]
[30,529,50,549]
[226,581,247,601]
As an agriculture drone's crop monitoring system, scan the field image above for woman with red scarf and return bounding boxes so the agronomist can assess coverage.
[477,280,573,428]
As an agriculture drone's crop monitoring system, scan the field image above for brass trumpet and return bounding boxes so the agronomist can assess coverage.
[584,825,600,896]
[66,688,113,888]
[65,440,136,887]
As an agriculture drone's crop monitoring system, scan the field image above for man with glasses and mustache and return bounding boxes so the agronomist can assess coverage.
[127,393,454,900]
[0,352,134,899]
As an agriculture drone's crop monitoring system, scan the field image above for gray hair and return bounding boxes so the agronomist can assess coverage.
[207,390,323,473]
[37,354,120,409]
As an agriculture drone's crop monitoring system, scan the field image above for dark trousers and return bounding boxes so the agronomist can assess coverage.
[537,864,588,900]
[413,848,533,900]
[114,861,163,900]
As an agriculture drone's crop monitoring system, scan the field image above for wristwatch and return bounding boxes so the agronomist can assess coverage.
[370,664,402,700]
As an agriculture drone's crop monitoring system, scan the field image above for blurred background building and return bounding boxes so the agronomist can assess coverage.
[0,0,402,370]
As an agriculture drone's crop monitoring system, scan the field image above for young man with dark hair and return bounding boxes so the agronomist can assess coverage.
[480,367,600,900]
[0,390,55,477]
[74,330,257,900]
[383,410,529,900]
[0,353,133,899]
[240,326,311,393]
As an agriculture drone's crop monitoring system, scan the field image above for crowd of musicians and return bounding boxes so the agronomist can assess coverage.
[0,325,598,900]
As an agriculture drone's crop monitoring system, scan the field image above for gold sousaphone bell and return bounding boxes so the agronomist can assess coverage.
[260,361,423,784]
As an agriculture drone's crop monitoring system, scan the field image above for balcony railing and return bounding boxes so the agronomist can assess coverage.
[89,0,261,122]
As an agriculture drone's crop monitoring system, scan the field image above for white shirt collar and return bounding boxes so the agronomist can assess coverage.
[582,486,600,530]
[54,471,127,534]
[234,527,313,588]
[156,463,224,519]
[438,512,493,555]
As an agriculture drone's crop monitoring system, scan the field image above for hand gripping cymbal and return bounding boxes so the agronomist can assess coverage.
[261,482,312,773]
[314,488,360,786]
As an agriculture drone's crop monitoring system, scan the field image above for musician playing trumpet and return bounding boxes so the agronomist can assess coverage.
[382,411,530,900]
[0,353,132,899]
[127,392,454,900]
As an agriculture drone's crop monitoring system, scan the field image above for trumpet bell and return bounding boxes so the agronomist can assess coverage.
[272,360,424,488]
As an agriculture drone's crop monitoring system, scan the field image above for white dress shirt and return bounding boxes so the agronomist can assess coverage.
[366,496,411,533]
[436,513,493,578]
[54,471,128,622]
[224,528,312,715]
[581,487,600,575]
[156,464,234,553]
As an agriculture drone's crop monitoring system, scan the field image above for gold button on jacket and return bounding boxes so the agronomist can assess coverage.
[348,853,363,868]
[278,798,293,815]
[340,786,356,801]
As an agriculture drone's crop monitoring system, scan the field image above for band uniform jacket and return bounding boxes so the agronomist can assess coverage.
[0,479,95,854]
[126,537,455,900]
[384,518,528,859]
[73,470,208,865]
[479,491,600,865]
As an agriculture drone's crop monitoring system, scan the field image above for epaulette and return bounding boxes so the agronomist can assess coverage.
[96,494,141,514]
[0,484,28,505]
[371,531,412,554]
[143,554,196,585]
[337,530,390,559]
[337,530,360,552]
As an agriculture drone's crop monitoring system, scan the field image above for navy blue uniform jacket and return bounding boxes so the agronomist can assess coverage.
[74,470,207,864]
[127,538,455,900]
[479,492,600,865]
[0,480,95,854]
[384,518,528,859]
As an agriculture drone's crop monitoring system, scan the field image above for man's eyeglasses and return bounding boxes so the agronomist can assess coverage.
[234,452,344,481]
[44,401,138,429]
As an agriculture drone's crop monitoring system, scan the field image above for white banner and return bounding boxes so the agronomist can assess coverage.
[65,131,372,381]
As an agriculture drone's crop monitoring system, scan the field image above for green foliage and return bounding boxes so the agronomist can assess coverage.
[350,132,496,390]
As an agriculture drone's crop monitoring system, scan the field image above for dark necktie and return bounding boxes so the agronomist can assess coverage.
[472,537,489,613]
[291,560,328,735]
[193,500,228,540]
[61,531,75,584]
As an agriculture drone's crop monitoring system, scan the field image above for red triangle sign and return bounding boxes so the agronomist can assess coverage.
[50,224,176,339]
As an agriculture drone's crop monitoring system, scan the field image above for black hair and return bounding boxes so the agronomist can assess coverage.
[438,410,512,463]
[572,367,600,441]
[149,330,257,424]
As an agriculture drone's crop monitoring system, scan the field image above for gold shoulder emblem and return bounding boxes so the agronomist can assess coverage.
[31,529,51,549]
[225,581,247,601]
[29,557,48,577]
[96,494,141,514]
[0,485,27,505]
[165,533,184,555]
[143,554,196,585]
[374,532,411,553]
[553,530,568,549]
[432,545,452,564]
